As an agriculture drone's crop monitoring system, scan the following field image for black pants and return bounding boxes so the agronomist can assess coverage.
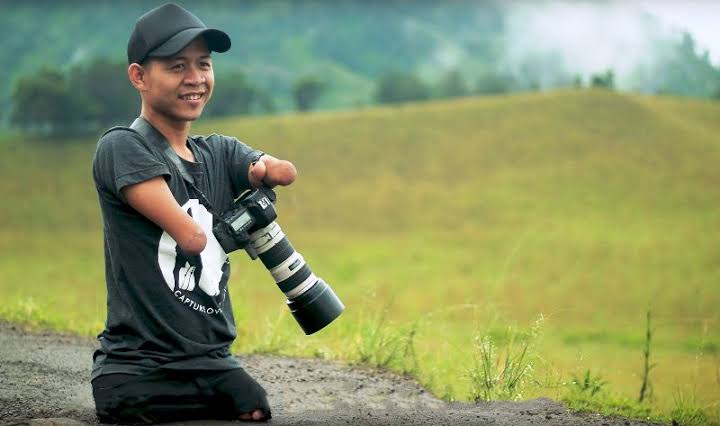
[92,368,271,424]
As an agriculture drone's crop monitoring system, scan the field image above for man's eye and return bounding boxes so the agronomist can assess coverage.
[200,62,212,69]
[171,64,184,71]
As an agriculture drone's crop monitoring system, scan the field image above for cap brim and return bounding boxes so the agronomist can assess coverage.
[147,27,231,58]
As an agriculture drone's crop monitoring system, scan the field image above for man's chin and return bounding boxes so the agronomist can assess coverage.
[168,109,205,123]
[180,108,205,121]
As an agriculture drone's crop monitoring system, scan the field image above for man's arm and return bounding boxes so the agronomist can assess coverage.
[248,154,297,188]
[122,176,207,255]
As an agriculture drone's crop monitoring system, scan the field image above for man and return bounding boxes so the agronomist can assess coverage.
[91,3,295,423]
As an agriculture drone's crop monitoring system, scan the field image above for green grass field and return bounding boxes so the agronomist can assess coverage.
[1,90,718,423]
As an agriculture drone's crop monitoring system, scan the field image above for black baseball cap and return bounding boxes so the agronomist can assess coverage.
[127,3,231,65]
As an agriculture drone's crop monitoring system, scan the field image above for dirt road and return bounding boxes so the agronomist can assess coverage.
[0,322,656,425]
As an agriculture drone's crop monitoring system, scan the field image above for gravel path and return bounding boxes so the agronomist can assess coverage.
[0,322,658,425]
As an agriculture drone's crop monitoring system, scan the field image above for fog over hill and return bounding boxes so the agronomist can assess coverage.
[499,1,720,90]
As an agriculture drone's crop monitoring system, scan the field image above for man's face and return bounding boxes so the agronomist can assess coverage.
[141,37,214,123]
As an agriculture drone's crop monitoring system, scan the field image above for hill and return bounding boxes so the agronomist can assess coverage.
[0,90,718,422]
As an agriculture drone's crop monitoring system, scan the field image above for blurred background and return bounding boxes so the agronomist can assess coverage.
[2,0,720,130]
[0,1,718,424]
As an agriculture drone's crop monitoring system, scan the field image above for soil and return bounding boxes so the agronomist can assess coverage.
[0,321,659,425]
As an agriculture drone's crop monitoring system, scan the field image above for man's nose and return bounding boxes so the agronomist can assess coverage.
[184,65,205,85]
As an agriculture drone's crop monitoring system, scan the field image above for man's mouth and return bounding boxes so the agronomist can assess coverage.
[180,93,204,101]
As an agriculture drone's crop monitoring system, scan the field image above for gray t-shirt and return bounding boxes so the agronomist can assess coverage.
[91,117,258,380]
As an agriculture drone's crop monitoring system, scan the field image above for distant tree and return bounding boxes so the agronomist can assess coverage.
[590,69,615,90]
[10,66,91,136]
[508,51,572,91]
[437,69,468,98]
[650,32,720,98]
[572,74,583,89]
[292,76,325,112]
[475,71,512,95]
[375,71,429,104]
[254,91,276,114]
[69,58,138,126]
[206,71,258,117]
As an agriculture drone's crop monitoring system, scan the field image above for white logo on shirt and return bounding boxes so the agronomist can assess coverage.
[157,199,228,308]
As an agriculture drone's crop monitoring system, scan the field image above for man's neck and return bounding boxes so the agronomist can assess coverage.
[140,108,191,152]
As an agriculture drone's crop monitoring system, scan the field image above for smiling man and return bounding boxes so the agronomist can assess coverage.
[91,3,295,423]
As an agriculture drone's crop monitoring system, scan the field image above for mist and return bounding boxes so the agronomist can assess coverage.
[499,1,719,91]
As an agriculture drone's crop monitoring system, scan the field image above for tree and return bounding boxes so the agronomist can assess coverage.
[475,70,512,95]
[590,69,615,90]
[658,32,720,98]
[206,71,258,117]
[10,66,91,136]
[292,76,325,112]
[69,58,138,126]
[572,74,583,89]
[254,90,276,114]
[437,69,468,98]
[11,60,136,136]
[375,71,429,104]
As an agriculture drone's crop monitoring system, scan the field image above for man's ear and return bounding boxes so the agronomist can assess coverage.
[128,63,148,90]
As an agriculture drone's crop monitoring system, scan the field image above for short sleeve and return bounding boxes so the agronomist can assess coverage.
[92,129,171,202]
[216,135,260,196]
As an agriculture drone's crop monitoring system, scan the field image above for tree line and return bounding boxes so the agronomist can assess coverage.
[9,59,271,137]
[9,59,352,137]
[10,31,720,138]
[7,58,630,138]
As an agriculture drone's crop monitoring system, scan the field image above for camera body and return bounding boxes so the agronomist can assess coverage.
[212,186,344,335]
[213,186,278,255]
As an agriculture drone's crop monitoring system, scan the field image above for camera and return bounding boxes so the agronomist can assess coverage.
[213,186,344,335]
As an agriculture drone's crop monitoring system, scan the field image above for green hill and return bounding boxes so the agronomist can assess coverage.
[1,90,718,423]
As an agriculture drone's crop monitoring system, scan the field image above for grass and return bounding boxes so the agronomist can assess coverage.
[355,305,420,374]
[0,90,719,423]
[467,316,543,402]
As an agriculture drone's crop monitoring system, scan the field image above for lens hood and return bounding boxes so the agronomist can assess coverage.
[286,278,344,335]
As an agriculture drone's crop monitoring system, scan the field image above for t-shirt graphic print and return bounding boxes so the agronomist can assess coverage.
[158,198,229,314]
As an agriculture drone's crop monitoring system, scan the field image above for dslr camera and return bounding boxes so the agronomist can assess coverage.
[213,185,344,335]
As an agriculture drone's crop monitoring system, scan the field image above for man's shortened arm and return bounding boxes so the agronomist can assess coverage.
[122,176,207,255]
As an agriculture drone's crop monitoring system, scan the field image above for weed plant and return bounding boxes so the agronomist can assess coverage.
[570,370,608,397]
[356,307,419,374]
[467,315,544,401]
